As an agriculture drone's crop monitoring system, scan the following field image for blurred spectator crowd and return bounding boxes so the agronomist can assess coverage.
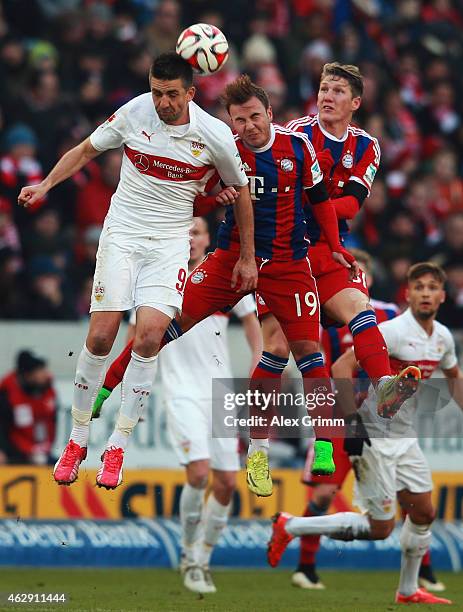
[0,0,463,327]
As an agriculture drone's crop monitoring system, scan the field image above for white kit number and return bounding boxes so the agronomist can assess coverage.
[294,291,318,317]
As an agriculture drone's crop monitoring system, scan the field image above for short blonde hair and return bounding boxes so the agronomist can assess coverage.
[349,248,372,274]
[321,62,363,97]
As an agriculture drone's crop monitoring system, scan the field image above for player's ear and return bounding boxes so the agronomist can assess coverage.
[267,105,273,122]
[405,287,410,304]
[440,290,446,304]
[351,96,361,112]
[186,86,196,102]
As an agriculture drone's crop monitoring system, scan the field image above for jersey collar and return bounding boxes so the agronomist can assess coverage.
[244,123,276,153]
[403,307,434,339]
[316,114,349,142]
[160,100,197,137]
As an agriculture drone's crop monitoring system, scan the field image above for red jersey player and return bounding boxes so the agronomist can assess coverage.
[91,75,357,494]
[255,62,419,475]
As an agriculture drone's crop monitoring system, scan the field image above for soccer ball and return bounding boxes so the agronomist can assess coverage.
[176,23,229,76]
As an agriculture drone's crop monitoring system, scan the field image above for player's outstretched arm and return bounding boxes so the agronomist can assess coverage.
[231,185,257,292]
[17,137,101,208]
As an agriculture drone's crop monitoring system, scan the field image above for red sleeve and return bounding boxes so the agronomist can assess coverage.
[299,134,323,189]
[193,194,219,216]
[350,138,380,194]
[333,195,360,219]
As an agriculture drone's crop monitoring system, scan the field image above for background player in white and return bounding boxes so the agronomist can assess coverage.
[268,262,463,605]
[158,217,261,594]
[17,52,257,490]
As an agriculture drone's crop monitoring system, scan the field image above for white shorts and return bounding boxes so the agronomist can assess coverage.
[165,396,240,471]
[352,439,433,520]
[90,223,190,314]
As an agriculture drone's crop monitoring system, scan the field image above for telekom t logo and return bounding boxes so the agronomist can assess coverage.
[248,176,265,200]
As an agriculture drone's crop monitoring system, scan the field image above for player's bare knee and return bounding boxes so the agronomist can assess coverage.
[87,331,114,355]
[213,471,236,504]
[369,518,394,540]
[289,340,319,361]
[187,463,209,489]
[134,327,164,355]
[408,506,436,526]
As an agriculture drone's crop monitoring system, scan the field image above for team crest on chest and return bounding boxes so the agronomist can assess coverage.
[191,269,207,284]
[191,140,206,157]
[342,152,354,168]
[280,158,294,172]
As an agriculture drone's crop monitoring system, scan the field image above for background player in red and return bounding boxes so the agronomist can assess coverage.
[255,62,418,475]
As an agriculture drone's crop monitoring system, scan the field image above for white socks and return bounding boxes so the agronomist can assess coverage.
[197,495,231,567]
[398,517,431,596]
[180,483,206,563]
[70,345,109,447]
[180,485,231,568]
[248,438,269,456]
[286,511,371,540]
[106,351,158,450]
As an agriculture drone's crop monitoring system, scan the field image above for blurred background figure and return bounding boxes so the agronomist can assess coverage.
[0,350,57,465]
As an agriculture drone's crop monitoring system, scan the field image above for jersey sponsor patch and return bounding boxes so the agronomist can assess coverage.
[364,162,377,187]
[124,146,212,182]
[311,159,322,183]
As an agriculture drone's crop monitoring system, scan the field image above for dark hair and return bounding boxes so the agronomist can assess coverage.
[149,52,193,88]
[407,262,447,285]
[321,62,364,98]
[222,74,269,111]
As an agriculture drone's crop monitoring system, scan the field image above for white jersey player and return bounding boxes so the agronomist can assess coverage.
[18,52,257,491]
[96,217,262,594]
[268,262,463,605]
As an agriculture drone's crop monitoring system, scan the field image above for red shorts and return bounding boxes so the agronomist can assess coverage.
[302,436,352,486]
[256,242,369,320]
[309,242,370,305]
[183,249,320,342]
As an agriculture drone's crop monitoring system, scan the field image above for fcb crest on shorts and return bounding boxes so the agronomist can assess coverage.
[191,269,207,284]
[94,281,105,302]
[190,140,206,157]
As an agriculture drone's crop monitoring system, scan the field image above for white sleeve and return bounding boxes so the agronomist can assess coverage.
[210,124,248,187]
[90,106,128,152]
[440,328,458,370]
[378,320,400,356]
[232,294,256,319]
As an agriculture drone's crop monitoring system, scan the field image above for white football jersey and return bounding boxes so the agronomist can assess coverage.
[158,294,256,399]
[90,93,248,236]
[360,308,457,445]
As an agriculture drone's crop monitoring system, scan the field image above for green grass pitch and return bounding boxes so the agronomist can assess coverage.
[1,568,460,611]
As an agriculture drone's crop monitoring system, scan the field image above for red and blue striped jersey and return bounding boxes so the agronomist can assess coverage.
[217,124,323,261]
[286,114,380,246]
[321,299,400,372]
